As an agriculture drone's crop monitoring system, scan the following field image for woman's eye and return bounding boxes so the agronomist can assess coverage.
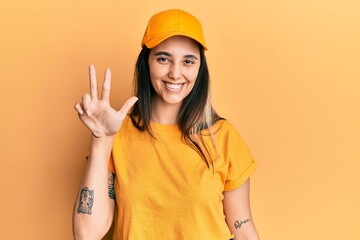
[157,57,169,63]
[184,59,194,64]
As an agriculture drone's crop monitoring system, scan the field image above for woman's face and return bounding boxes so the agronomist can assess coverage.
[148,36,200,107]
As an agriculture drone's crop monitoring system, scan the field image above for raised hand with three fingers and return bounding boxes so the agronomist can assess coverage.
[74,65,138,138]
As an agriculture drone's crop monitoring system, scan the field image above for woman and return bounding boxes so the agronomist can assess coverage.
[73,9,259,240]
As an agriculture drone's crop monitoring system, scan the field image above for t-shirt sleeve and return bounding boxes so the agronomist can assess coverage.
[223,122,257,191]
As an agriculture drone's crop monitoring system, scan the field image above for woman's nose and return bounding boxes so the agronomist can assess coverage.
[168,63,182,80]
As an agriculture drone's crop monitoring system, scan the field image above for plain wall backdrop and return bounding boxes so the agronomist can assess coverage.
[0,0,359,239]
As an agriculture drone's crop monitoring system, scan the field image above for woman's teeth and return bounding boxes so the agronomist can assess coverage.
[166,83,183,91]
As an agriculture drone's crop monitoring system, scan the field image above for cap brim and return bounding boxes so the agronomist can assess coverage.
[143,32,208,50]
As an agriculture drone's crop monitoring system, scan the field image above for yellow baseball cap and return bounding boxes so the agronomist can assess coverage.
[141,9,207,50]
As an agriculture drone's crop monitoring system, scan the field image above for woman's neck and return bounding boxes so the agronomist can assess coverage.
[151,97,182,124]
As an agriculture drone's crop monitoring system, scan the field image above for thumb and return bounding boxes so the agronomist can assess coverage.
[118,96,138,118]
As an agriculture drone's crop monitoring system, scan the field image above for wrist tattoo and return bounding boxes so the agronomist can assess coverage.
[77,187,94,215]
[108,172,116,200]
[234,218,251,229]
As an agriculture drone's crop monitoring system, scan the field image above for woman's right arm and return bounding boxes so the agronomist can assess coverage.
[72,65,137,239]
[73,136,116,240]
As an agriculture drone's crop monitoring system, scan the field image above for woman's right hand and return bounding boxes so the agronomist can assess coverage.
[74,65,138,138]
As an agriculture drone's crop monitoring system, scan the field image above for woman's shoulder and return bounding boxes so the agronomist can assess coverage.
[210,118,239,134]
[209,118,250,146]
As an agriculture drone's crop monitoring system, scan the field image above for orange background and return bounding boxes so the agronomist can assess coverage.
[0,0,359,239]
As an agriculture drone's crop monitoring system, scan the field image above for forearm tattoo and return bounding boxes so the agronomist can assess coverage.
[77,187,94,215]
[234,218,251,229]
[108,172,116,200]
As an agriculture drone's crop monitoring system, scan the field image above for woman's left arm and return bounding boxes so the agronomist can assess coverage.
[223,179,260,240]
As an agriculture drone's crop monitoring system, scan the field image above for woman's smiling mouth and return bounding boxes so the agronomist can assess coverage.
[163,81,185,92]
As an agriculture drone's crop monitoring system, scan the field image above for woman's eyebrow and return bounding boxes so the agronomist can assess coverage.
[154,51,199,60]
[154,51,171,56]
[184,54,198,60]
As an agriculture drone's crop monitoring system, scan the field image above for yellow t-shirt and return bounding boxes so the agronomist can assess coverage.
[109,116,256,239]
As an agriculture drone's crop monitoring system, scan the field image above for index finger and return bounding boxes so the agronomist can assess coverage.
[89,64,98,99]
